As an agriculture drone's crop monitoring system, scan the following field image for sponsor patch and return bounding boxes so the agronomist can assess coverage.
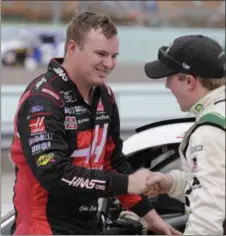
[191,177,201,189]
[30,105,44,113]
[78,118,90,125]
[53,67,68,81]
[61,177,106,190]
[29,133,53,146]
[42,88,60,100]
[190,145,203,154]
[64,106,88,115]
[36,153,55,166]
[64,106,77,115]
[60,90,77,103]
[64,116,77,130]
[29,117,45,134]
[79,205,97,212]
[96,114,109,121]
[76,106,88,114]
[97,99,104,112]
[32,141,51,154]
[35,77,46,89]
[195,104,204,112]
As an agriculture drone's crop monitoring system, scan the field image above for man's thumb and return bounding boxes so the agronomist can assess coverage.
[146,174,162,186]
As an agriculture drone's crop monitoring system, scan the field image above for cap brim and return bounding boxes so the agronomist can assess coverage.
[144,60,177,79]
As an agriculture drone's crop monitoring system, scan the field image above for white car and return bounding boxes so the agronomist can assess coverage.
[1,30,64,67]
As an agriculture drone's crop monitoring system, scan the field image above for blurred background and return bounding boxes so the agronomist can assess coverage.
[1,0,225,216]
[1,1,225,27]
[1,1,225,69]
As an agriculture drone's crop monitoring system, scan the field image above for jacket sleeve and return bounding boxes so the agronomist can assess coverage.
[16,94,129,199]
[167,170,187,203]
[183,125,225,235]
[103,94,154,217]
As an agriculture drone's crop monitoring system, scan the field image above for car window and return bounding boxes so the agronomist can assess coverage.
[127,143,183,173]
[150,144,183,173]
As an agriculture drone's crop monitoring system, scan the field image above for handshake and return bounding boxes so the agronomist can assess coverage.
[127,168,175,197]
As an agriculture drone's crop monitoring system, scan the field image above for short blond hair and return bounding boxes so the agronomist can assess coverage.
[178,73,225,91]
[65,11,117,52]
[197,76,225,91]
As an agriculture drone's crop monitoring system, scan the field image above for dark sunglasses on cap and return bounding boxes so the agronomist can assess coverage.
[158,46,191,72]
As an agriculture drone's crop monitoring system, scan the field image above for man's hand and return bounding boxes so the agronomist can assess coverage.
[127,168,152,195]
[143,209,182,235]
[144,172,175,197]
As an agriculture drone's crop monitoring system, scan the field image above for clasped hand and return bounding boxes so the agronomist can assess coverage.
[128,168,173,197]
[127,169,182,235]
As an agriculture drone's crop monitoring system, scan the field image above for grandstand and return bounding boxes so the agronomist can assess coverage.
[1,1,225,27]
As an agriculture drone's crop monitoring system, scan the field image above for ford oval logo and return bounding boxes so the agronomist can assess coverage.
[30,105,44,113]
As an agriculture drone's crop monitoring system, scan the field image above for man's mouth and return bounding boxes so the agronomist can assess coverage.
[96,68,109,77]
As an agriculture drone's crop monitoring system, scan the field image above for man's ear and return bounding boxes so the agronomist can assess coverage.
[67,39,79,55]
[186,74,197,91]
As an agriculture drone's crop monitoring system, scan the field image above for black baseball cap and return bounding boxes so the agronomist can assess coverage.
[144,35,225,79]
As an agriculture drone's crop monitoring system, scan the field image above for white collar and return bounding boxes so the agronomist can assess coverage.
[189,85,225,119]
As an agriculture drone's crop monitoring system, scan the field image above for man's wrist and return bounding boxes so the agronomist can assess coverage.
[142,209,158,227]
[166,173,176,194]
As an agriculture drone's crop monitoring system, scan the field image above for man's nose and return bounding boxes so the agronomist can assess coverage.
[103,56,114,69]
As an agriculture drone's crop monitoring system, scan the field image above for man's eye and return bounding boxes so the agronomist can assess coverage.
[97,52,105,56]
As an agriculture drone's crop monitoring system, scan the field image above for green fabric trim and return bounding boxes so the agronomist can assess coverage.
[199,112,225,129]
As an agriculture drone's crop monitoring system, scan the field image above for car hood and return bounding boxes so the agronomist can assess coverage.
[122,118,195,156]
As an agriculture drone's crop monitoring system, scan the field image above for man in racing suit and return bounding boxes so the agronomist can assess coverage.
[10,12,180,235]
[144,34,225,234]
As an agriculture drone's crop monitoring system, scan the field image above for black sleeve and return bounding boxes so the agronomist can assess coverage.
[106,98,154,217]
[17,95,128,199]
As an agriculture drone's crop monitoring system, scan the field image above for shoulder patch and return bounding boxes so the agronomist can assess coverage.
[31,84,65,108]
[34,76,47,89]
[199,112,225,130]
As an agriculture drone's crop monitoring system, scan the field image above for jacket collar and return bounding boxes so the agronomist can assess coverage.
[48,58,65,74]
[190,85,225,119]
[47,58,101,107]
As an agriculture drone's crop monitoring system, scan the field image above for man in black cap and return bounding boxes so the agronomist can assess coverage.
[144,35,225,235]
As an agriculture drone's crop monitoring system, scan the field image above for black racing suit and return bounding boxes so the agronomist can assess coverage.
[10,58,154,235]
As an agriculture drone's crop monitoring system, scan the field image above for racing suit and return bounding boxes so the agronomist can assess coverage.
[168,85,225,235]
[10,58,154,235]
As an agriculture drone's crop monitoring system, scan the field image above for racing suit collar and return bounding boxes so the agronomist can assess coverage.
[48,58,98,105]
[190,85,225,119]
[48,57,64,71]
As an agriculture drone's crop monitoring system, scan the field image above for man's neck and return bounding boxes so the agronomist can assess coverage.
[188,87,210,112]
[62,62,92,104]
[193,87,210,106]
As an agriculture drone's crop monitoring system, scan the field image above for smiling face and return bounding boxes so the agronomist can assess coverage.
[67,28,119,87]
[165,73,197,112]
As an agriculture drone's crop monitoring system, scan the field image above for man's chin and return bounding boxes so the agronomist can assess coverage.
[180,106,189,112]
[92,77,106,86]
